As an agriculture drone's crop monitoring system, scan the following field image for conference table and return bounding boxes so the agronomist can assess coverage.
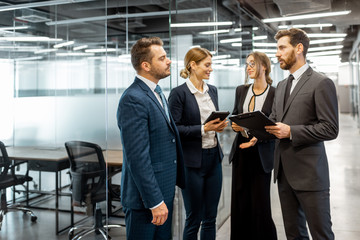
[6,146,123,235]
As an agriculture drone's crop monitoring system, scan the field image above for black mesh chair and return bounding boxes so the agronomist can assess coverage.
[0,141,37,230]
[65,141,123,240]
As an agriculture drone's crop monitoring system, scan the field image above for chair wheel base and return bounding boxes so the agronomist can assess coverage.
[31,216,37,222]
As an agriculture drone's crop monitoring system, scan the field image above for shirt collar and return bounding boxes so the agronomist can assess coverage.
[137,74,157,92]
[186,79,209,94]
[291,62,309,81]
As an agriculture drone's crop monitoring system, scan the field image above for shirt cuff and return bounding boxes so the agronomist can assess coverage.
[150,201,164,210]
[201,125,206,136]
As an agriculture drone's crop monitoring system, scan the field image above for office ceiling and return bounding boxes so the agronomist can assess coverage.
[0,0,358,63]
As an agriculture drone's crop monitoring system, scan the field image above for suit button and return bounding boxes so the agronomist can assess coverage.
[172,139,175,143]
[174,160,177,164]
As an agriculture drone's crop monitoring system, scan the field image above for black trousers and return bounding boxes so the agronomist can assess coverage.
[230,146,277,240]
[182,147,222,240]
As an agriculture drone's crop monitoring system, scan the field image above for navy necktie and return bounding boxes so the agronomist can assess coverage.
[154,85,170,121]
[284,74,294,109]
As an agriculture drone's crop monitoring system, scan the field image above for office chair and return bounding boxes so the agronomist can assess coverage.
[65,141,123,240]
[0,141,37,230]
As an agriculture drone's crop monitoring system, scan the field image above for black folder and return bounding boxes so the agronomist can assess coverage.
[229,111,276,140]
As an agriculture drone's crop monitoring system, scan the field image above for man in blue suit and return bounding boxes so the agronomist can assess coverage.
[117,37,185,240]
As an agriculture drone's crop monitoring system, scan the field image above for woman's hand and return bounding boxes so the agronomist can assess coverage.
[204,118,228,133]
[239,137,257,149]
[231,122,244,132]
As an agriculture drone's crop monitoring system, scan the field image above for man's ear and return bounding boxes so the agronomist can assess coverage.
[141,61,151,72]
[296,43,304,55]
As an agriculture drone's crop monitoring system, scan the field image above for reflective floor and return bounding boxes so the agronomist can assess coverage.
[0,114,359,239]
[217,113,360,239]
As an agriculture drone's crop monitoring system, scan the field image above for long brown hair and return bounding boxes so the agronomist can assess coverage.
[245,51,272,85]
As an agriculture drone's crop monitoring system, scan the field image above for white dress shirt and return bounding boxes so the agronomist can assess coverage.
[186,79,217,149]
[137,74,164,107]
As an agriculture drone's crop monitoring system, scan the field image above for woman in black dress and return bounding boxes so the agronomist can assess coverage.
[229,51,277,240]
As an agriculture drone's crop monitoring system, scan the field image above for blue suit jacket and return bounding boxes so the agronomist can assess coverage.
[117,77,185,210]
[168,82,224,168]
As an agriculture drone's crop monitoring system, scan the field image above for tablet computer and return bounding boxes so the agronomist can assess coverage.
[203,111,230,124]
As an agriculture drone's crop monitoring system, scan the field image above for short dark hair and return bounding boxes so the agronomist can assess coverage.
[131,37,163,72]
[275,28,310,58]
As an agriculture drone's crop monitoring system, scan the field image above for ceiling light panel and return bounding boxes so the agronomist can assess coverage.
[0,37,63,42]
[263,10,351,23]
[308,33,347,38]
[278,23,333,29]
[0,0,94,12]
[53,41,75,48]
[310,38,344,44]
[171,22,232,28]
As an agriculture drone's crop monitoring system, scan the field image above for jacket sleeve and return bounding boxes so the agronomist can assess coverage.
[291,78,339,147]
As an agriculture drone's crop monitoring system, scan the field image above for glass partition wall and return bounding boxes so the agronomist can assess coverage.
[0,0,280,238]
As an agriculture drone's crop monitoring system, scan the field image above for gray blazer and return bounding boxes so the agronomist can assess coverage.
[269,67,339,191]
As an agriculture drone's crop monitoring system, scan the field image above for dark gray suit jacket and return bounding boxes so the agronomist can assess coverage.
[269,67,339,191]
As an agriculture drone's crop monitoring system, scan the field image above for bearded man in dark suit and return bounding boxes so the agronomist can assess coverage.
[265,28,338,240]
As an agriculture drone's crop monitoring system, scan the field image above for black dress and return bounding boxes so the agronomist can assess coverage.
[229,84,277,240]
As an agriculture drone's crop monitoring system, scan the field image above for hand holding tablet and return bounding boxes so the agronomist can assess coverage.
[203,111,230,124]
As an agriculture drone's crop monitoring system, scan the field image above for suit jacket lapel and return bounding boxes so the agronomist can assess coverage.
[237,85,250,114]
[282,68,312,120]
[185,87,202,123]
[135,78,174,131]
[261,86,275,116]
[208,87,219,111]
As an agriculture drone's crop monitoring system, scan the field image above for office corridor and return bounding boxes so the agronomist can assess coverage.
[217,113,360,239]
[0,113,359,240]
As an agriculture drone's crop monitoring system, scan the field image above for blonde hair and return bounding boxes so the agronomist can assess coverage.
[180,47,212,79]
[245,51,272,85]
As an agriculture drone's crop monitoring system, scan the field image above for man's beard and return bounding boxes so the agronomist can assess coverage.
[150,66,171,79]
[279,50,296,70]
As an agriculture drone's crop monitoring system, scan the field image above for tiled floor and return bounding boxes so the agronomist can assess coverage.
[1,114,359,239]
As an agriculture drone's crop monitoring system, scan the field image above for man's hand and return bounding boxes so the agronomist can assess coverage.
[265,122,291,139]
[151,202,168,226]
[239,137,257,149]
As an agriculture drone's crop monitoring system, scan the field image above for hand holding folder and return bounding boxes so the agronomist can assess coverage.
[229,111,276,140]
